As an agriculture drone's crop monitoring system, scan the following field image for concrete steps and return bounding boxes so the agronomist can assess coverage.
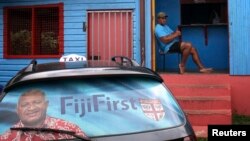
[160,74,231,138]
[176,96,231,110]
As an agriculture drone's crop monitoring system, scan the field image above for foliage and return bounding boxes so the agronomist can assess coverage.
[11,30,31,55]
[10,30,58,55]
[233,114,250,125]
[197,138,207,141]
[41,31,58,50]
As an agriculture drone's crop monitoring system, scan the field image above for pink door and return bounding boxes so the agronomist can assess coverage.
[87,10,133,60]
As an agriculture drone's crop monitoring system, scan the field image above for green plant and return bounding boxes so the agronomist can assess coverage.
[11,30,31,55]
[40,31,58,54]
[41,31,58,50]
[233,114,250,125]
[197,138,207,141]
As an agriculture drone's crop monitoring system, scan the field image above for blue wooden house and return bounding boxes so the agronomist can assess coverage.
[0,0,250,138]
[0,1,250,135]
[0,0,143,86]
[2,0,249,84]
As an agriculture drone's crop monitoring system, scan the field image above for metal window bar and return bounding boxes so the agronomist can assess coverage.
[120,12,123,56]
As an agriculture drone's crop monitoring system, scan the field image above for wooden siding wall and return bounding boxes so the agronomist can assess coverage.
[229,0,250,75]
[0,0,138,86]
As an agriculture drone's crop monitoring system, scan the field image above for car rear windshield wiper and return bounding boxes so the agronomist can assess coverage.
[10,127,91,141]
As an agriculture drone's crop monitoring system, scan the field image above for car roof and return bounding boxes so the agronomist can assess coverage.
[4,56,163,92]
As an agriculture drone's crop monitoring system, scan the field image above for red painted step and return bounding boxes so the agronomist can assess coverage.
[160,74,232,138]
[185,109,232,126]
[176,96,231,110]
[168,84,230,97]
[161,74,230,85]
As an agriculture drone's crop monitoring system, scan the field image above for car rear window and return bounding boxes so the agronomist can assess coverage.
[0,76,185,137]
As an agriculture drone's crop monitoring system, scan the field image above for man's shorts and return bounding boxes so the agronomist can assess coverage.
[168,42,181,53]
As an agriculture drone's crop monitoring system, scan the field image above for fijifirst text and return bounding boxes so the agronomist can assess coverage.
[61,94,138,117]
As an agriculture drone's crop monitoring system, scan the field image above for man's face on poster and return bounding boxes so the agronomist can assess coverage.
[17,91,48,127]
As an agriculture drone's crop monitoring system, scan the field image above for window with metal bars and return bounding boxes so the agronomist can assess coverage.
[87,10,133,61]
[4,4,63,58]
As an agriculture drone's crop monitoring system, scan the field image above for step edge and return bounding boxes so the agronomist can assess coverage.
[168,84,230,89]
[184,109,232,115]
[176,96,231,101]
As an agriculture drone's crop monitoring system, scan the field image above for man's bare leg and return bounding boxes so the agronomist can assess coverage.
[180,42,213,73]
[179,42,192,74]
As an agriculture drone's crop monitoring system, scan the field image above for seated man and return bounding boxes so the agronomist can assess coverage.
[155,12,213,74]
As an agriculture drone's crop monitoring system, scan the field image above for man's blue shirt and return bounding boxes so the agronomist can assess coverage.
[155,24,178,53]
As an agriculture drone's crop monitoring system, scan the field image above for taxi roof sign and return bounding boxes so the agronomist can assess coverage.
[59,54,87,62]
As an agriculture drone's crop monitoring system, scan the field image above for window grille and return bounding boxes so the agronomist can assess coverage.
[4,4,63,58]
[87,10,133,61]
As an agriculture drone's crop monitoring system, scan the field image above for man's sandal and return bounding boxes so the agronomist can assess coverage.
[199,68,213,73]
